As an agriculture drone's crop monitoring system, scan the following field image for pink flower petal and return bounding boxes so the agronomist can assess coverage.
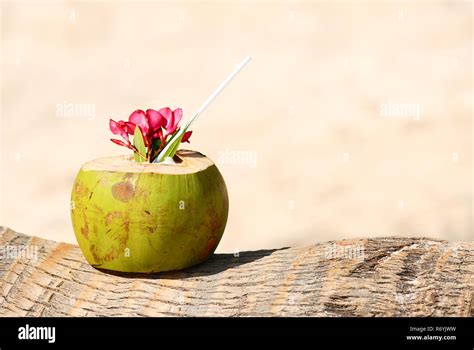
[110,119,130,142]
[109,119,122,135]
[129,110,149,136]
[110,138,130,148]
[146,109,165,134]
[181,130,192,143]
[158,107,172,121]
[159,107,177,133]
[124,122,136,135]
[172,108,183,127]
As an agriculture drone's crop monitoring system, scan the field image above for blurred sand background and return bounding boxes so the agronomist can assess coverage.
[0,0,472,252]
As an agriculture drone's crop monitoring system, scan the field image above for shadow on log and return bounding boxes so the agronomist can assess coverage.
[0,227,472,316]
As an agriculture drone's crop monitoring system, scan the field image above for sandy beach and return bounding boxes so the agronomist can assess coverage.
[1,0,472,252]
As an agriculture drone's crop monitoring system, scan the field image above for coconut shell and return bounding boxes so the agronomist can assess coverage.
[70,150,229,273]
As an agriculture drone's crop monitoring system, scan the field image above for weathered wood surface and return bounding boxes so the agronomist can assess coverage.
[0,227,472,316]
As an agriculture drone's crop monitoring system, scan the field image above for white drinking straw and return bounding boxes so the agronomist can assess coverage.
[185,55,252,129]
[154,56,252,163]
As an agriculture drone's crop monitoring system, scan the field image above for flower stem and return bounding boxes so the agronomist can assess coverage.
[131,145,147,161]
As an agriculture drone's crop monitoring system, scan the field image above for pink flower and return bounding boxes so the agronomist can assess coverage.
[109,119,133,148]
[158,107,183,137]
[181,131,192,143]
[109,107,192,162]
[126,109,168,146]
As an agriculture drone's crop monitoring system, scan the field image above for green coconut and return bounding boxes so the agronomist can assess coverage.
[70,150,229,273]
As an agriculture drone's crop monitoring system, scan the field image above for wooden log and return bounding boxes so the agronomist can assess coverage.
[0,226,472,316]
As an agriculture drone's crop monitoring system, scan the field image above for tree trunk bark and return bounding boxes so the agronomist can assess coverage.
[0,227,472,316]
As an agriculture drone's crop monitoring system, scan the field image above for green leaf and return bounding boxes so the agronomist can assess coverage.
[154,126,188,163]
[169,133,184,157]
[133,127,147,163]
[148,138,160,162]
[166,128,184,158]
[155,131,184,163]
